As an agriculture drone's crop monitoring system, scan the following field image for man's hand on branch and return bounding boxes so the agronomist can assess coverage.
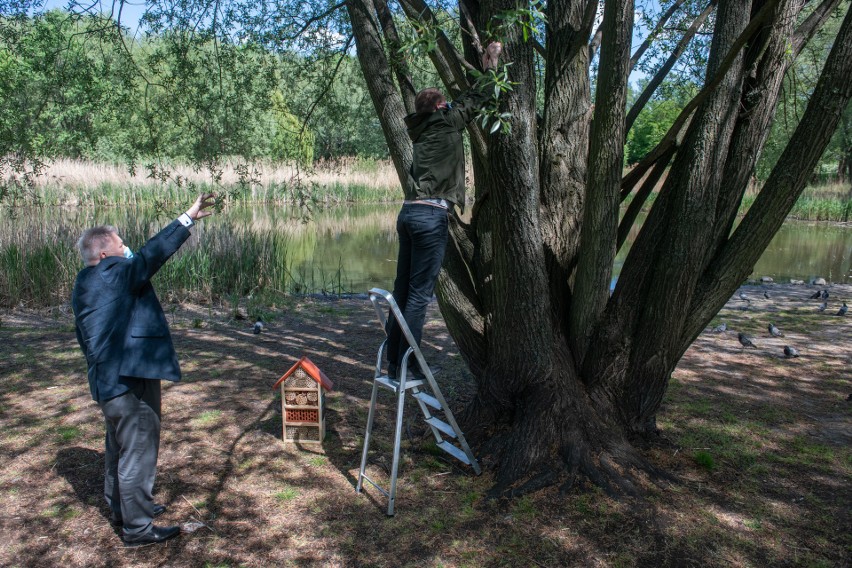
[482,41,502,71]
[186,193,216,221]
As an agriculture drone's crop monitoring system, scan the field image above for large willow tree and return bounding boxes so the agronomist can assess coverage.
[339,0,852,495]
[11,0,852,495]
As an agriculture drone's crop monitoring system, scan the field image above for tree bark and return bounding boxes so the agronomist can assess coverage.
[539,0,596,309]
[345,0,412,183]
[374,0,416,114]
[568,0,633,363]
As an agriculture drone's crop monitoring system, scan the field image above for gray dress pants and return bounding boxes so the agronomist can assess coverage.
[99,378,161,538]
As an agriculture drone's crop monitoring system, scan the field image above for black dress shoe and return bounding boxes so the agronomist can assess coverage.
[122,524,180,547]
[110,503,167,526]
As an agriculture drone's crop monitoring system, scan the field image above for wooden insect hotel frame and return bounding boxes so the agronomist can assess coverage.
[272,356,334,444]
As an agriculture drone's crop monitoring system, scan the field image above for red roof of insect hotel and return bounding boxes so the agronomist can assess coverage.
[272,356,334,392]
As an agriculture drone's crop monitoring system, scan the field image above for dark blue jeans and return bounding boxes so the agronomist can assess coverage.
[386,203,449,370]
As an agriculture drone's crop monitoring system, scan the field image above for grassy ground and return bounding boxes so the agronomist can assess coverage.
[0,284,849,567]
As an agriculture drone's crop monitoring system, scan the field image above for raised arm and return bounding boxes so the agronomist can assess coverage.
[124,193,216,293]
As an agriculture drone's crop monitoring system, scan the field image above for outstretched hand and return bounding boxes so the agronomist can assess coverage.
[186,193,216,221]
[482,41,502,71]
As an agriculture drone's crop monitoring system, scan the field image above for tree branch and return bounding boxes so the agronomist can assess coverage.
[793,0,843,57]
[625,0,716,134]
[620,0,781,201]
[300,35,354,136]
[398,0,470,94]
[588,20,603,61]
[616,145,675,252]
[568,0,634,363]
[375,0,416,114]
[345,0,412,185]
[629,0,688,73]
[286,1,347,41]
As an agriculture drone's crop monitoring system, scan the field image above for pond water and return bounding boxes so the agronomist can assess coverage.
[2,204,850,300]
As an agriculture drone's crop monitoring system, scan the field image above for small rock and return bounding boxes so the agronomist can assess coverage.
[813,278,827,286]
[181,521,209,533]
[760,276,774,283]
[789,279,804,285]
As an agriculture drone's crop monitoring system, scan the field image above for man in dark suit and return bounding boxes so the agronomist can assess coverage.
[72,193,214,546]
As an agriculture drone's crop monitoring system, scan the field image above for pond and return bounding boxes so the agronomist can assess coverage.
[1,204,850,307]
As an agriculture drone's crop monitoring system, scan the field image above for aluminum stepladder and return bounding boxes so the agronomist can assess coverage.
[356,288,481,516]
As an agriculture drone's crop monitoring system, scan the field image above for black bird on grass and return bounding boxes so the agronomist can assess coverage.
[764,290,770,299]
[837,302,848,316]
[738,332,757,348]
[253,317,264,334]
[818,302,827,312]
[783,345,800,358]
[809,290,822,299]
[768,323,784,337]
[822,289,830,300]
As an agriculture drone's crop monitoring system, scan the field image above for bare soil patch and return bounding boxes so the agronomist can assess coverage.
[0,283,849,567]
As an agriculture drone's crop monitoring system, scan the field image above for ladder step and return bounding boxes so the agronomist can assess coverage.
[375,376,425,392]
[436,441,471,465]
[425,417,457,438]
[413,391,442,410]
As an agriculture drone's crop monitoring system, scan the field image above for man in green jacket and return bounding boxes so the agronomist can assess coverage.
[386,41,502,379]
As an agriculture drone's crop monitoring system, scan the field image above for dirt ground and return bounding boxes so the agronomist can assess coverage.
[0,283,849,567]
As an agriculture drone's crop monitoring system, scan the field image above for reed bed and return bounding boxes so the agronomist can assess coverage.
[14,158,402,207]
[0,205,398,308]
[740,184,852,222]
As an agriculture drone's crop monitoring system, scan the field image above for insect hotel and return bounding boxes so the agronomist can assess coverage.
[272,356,334,444]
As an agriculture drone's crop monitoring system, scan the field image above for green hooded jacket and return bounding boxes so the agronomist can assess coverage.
[403,86,491,213]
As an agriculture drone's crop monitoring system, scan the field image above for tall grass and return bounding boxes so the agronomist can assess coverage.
[0,223,81,307]
[740,183,852,221]
[0,205,397,308]
[13,158,402,207]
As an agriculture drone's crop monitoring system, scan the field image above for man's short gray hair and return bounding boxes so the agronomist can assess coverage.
[77,225,117,265]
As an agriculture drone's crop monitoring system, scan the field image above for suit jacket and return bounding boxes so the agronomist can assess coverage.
[72,219,192,401]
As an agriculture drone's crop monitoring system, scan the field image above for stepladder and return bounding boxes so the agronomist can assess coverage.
[356,288,481,516]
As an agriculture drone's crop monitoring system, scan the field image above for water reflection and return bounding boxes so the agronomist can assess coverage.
[1,205,849,305]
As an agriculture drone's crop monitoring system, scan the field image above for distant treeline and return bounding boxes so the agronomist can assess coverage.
[0,9,391,170]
